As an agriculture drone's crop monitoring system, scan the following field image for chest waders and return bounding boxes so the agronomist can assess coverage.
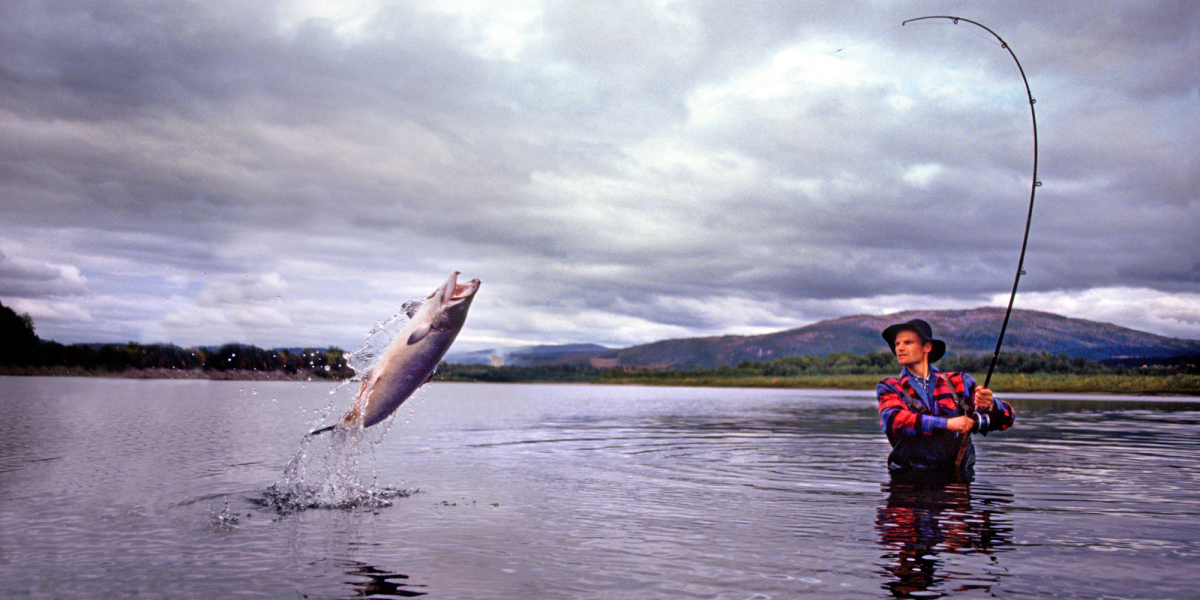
[887,375,975,477]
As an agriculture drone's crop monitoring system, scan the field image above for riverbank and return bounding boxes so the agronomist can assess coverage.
[593,371,1200,395]
[0,365,332,381]
[4,365,1198,395]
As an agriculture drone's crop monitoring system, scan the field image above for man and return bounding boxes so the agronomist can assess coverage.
[876,319,1015,477]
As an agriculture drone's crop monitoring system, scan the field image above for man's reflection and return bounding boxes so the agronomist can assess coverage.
[876,472,1012,599]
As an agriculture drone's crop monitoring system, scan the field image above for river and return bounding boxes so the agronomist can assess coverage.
[1,377,1197,599]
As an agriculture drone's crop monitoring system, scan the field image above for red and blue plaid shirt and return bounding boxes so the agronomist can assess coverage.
[876,367,1015,441]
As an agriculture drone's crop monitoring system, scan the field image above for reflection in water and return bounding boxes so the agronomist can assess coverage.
[876,472,1013,599]
[331,559,427,598]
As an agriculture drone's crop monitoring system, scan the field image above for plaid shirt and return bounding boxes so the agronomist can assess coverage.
[876,367,1015,441]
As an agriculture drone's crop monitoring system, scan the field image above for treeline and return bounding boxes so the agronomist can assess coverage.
[431,350,1198,386]
[437,363,605,383]
[13,340,354,379]
[0,301,352,379]
[593,350,1196,384]
[732,351,1125,377]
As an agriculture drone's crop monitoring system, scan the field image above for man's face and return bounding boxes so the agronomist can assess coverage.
[893,330,932,368]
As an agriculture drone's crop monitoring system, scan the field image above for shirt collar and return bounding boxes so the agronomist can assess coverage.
[902,365,941,406]
[901,365,940,382]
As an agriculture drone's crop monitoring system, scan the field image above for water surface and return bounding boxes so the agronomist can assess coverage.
[1,377,1197,599]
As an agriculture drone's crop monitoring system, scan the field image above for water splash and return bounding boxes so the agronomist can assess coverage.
[262,427,416,512]
[207,499,241,531]
[347,303,420,380]
[260,305,424,513]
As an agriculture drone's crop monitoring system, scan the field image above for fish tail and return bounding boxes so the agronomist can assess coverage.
[306,424,336,437]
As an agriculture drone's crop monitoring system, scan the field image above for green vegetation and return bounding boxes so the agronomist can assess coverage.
[440,351,1200,395]
[589,351,1199,394]
[437,363,605,383]
[0,301,352,380]
[1,301,1196,393]
[199,343,353,378]
[7,340,354,380]
[1,303,40,366]
[594,370,1199,395]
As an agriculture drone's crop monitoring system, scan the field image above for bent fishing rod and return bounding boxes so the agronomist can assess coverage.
[902,16,1040,389]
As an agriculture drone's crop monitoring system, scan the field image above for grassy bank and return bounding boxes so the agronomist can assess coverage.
[983,372,1200,395]
[0,365,334,381]
[594,371,1200,395]
[5,365,1198,395]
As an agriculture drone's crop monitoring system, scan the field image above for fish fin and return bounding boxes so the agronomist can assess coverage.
[407,323,432,345]
[307,424,336,437]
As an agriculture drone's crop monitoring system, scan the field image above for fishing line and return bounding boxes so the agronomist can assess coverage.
[902,16,1040,389]
[834,24,904,54]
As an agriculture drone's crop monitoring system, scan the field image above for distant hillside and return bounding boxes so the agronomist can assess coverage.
[550,308,1200,370]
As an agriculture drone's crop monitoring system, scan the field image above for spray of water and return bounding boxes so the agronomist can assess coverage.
[261,301,424,513]
[347,301,422,380]
[207,498,241,532]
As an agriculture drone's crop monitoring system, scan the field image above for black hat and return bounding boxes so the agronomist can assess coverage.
[881,318,946,363]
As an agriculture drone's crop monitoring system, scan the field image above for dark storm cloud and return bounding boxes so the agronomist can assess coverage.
[0,0,1196,348]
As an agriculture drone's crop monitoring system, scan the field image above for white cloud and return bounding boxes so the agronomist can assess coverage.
[1,297,93,328]
[0,249,88,298]
[902,163,945,188]
[0,242,94,339]
[1006,287,1200,341]
[150,273,294,346]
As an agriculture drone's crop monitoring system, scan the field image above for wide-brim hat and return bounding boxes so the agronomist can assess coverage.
[881,318,946,363]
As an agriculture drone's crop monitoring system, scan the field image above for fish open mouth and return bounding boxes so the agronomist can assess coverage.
[452,279,480,299]
[436,271,480,305]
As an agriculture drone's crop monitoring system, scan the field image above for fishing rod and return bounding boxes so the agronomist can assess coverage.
[902,16,1040,389]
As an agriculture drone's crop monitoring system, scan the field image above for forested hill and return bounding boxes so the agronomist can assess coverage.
[555,308,1200,370]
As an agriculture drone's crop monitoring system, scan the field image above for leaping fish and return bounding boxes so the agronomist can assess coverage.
[310,271,480,435]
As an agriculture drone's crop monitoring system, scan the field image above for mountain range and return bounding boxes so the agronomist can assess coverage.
[448,308,1200,370]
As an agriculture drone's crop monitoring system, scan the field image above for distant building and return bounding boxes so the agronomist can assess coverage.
[490,355,504,367]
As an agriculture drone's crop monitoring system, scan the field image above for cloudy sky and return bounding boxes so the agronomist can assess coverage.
[1,0,1196,353]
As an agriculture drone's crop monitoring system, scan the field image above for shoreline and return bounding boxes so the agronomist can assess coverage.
[0,365,340,382]
[594,372,1200,396]
[2,365,1197,396]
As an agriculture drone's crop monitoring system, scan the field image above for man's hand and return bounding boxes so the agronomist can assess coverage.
[946,415,975,433]
[974,387,994,411]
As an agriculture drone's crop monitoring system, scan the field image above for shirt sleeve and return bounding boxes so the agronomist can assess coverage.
[962,373,1016,434]
[877,381,949,438]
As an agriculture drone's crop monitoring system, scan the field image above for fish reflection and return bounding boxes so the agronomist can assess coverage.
[876,473,1012,599]
[335,560,427,598]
